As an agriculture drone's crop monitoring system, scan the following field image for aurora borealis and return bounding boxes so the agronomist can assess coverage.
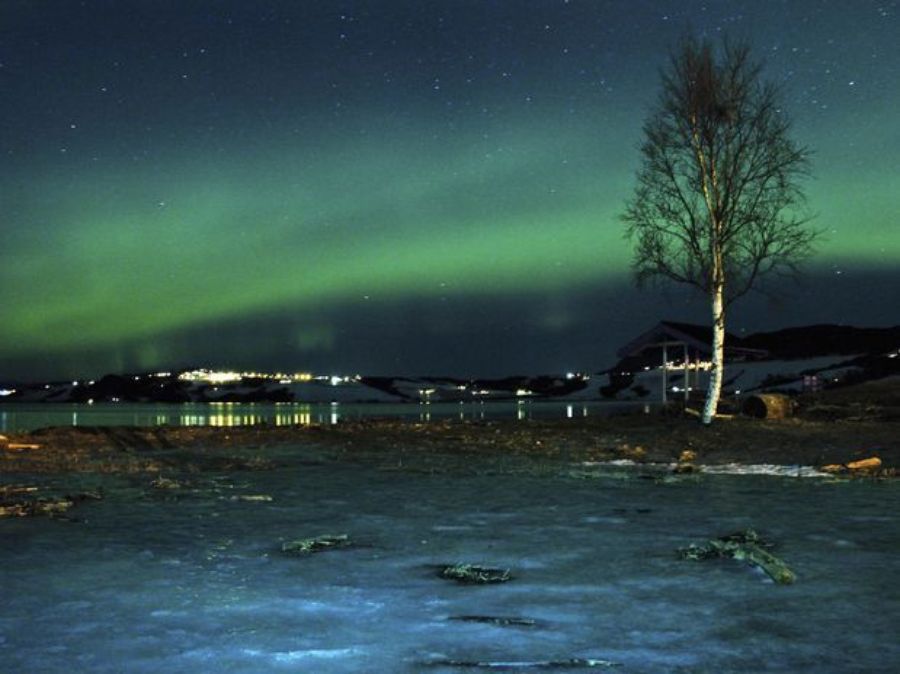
[1,1,897,380]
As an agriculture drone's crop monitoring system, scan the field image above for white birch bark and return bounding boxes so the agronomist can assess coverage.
[702,280,726,424]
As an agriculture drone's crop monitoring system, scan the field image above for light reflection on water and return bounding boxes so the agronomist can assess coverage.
[0,400,645,433]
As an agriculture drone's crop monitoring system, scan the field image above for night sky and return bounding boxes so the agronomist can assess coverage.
[1,1,897,381]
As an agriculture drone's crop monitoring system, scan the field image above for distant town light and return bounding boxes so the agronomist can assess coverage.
[179,369,242,384]
[0,388,15,396]
[207,371,241,383]
[177,369,320,384]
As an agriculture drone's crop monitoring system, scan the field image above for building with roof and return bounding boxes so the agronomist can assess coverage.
[615,321,769,403]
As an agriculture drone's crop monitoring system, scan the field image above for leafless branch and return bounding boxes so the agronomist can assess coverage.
[622,35,817,304]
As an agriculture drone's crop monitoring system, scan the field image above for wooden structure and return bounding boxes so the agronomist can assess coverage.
[617,321,769,404]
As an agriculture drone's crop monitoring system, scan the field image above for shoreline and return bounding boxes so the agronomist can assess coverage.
[1,413,896,476]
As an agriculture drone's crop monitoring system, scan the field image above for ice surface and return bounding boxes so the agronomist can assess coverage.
[2,456,899,673]
[697,463,833,478]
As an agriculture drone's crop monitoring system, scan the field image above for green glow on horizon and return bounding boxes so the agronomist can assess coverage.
[1,120,634,355]
[1,105,897,359]
[2,0,898,374]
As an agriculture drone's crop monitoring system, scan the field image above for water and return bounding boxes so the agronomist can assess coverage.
[2,453,898,673]
[0,401,647,433]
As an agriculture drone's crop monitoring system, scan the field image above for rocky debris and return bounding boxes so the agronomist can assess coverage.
[0,498,74,518]
[847,456,882,470]
[281,534,351,555]
[821,456,880,472]
[150,476,185,490]
[0,433,41,451]
[615,443,646,461]
[679,528,795,584]
[439,563,512,584]
[0,484,102,520]
[672,449,699,474]
[424,657,620,669]
[821,456,892,477]
[0,484,39,497]
[449,615,538,627]
[230,494,273,502]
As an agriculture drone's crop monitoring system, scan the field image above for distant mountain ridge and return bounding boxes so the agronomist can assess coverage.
[741,324,900,359]
[2,324,897,404]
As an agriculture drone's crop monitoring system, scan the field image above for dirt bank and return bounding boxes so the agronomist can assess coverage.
[1,410,896,475]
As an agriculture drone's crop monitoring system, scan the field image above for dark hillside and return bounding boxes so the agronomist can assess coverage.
[742,324,900,359]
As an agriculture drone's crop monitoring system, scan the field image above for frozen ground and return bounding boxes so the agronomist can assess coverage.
[1,451,899,673]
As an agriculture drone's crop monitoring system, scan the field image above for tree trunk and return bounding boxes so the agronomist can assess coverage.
[702,281,726,425]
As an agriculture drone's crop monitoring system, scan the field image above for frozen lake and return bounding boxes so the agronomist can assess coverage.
[2,449,898,673]
[0,401,648,433]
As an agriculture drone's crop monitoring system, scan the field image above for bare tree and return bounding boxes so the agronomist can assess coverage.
[623,36,816,424]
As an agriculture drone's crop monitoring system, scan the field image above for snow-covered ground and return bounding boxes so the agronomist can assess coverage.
[600,354,869,402]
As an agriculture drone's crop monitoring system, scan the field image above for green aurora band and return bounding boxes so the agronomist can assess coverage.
[1,1,897,375]
[2,105,897,359]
